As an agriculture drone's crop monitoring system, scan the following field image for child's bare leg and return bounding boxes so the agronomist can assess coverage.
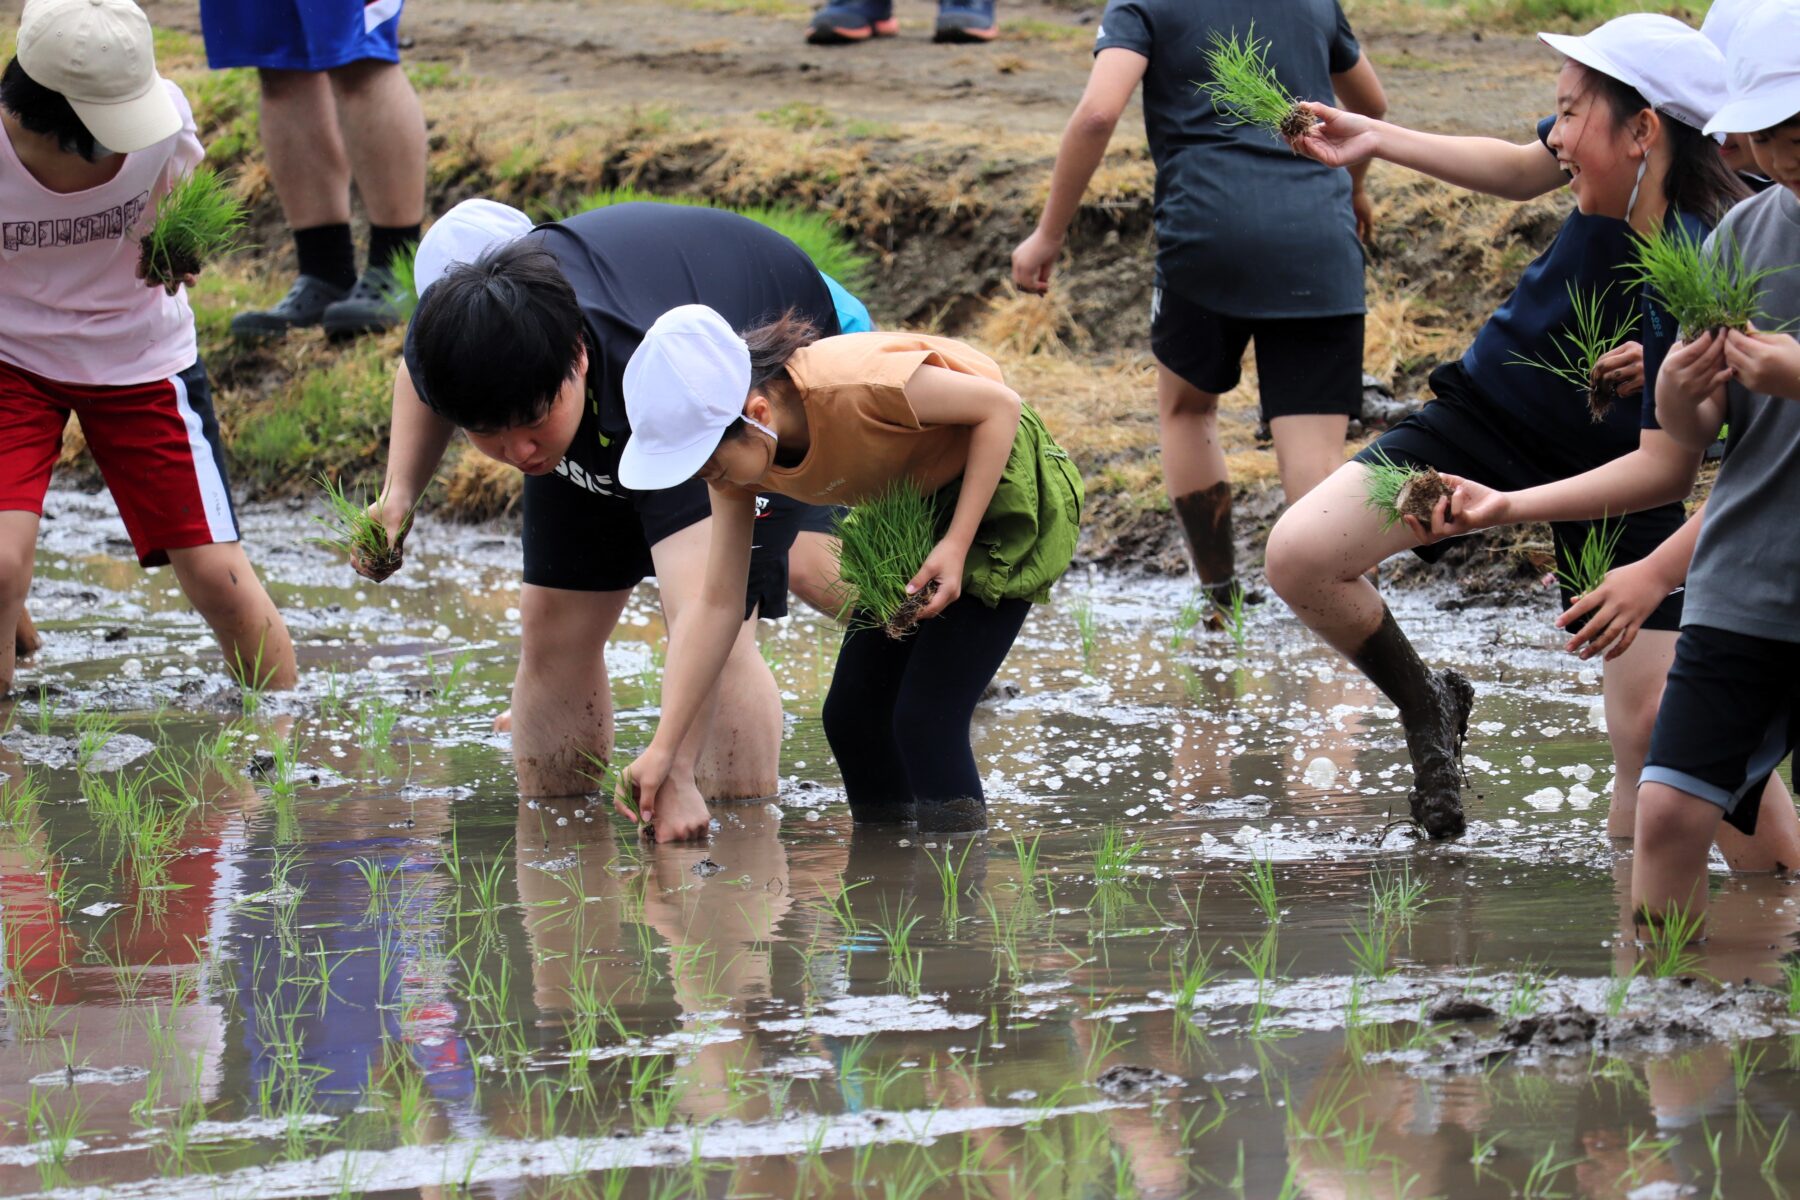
[1266,463,1474,838]
[511,584,626,796]
[1266,413,1349,507]
[166,543,296,691]
[14,606,39,660]
[1634,782,1723,929]
[0,512,40,694]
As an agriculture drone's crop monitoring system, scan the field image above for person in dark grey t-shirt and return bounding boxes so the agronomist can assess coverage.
[1011,0,1386,614]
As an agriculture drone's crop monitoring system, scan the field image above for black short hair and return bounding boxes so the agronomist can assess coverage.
[0,57,99,159]
[410,240,586,432]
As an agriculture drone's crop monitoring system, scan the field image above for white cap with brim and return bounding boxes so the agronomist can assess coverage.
[17,0,180,153]
[1539,13,1727,133]
[1705,0,1800,134]
[1701,0,1766,54]
[414,199,535,293]
[619,305,751,492]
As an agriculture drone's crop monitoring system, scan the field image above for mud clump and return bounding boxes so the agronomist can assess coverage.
[1426,993,1497,1023]
[139,236,201,289]
[1094,1065,1183,1098]
[882,582,938,640]
[1395,469,1453,527]
[1587,375,1619,423]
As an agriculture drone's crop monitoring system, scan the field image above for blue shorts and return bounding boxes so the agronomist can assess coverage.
[200,0,404,72]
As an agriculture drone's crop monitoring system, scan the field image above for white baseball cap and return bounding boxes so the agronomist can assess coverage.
[1705,0,1800,135]
[1539,14,1727,132]
[1700,0,1766,53]
[16,0,179,153]
[619,306,752,491]
[413,199,534,293]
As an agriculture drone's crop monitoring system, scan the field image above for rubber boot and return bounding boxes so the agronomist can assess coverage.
[14,605,40,659]
[848,793,916,826]
[1350,606,1474,839]
[1174,481,1260,628]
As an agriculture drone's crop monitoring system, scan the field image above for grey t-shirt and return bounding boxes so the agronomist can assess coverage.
[1682,186,1800,642]
[1095,0,1365,319]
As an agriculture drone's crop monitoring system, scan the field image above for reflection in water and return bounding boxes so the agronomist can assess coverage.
[0,490,1796,1198]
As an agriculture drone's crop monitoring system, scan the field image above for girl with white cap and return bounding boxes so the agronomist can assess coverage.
[612,308,1083,836]
[1264,14,1800,872]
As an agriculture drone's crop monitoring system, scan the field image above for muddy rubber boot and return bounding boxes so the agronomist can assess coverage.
[916,795,987,833]
[14,606,41,659]
[1351,606,1473,840]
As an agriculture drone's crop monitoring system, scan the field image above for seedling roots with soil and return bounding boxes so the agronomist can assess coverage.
[309,474,416,575]
[1508,282,1639,422]
[1363,449,1452,532]
[139,167,246,289]
[1626,223,1792,337]
[830,484,943,639]
[1200,27,1316,144]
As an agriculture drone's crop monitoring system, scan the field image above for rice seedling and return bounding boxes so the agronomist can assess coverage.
[25,1086,90,1187]
[1626,223,1793,336]
[1732,1040,1768,1094]
[1344,908,1399,980]
[1763,1113,1791,1180]
[816,877,864,939]
[1470,1130,1500,1182]
[344,856,400,922]
[359,694,402,749]
[1363,447,1451,533]
[1369,861,1430,925]
[1070,594,1098,671]
[0,768,44,831]
[1555,514,1625,601]
[1782,956,1800,1014]
[926,837,976,927]
[1505,962,1548,1018]
[829,484,943,638]
[1237,852,1280,924]
[876,895,925,993]
[425,648,477,712]
[1641,902,1708,979]
[1606,960,1639,1016]
[1170,592,1207,651]
[311,473,417,577]
[1009,830,1043,893]
[1092,825,1147,885]
[1509,282,1640,421]
[1169,942,1221,1013]
[1222,581,1249,651]
[1613,1128,1678,1189]
[1199,27,1315,143]
[30,685,59,736]
[1521,1141,1578,1198]
[139,166,247,289]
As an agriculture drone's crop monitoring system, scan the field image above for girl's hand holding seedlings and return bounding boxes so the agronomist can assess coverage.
[1400,473,1511,543]
[1556,556,1673,662]
[1287,101,1383,168]
[907,536,968,620]
[1723,326,1800,401]
[1591,340,1645,398]
[1011,230,1062,295]
[1660,331,1732,407]
[133,253,196,296]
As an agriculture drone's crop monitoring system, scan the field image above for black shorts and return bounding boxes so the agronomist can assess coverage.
[1353,362,1686,631]
[1149,283,1364,421]
[521,470,821,621]
[1642,625,1800,835]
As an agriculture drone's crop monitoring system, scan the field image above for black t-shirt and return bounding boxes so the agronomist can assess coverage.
[1459,118,1710,465]
[1095,0,1366,318]
[405,201,840,500]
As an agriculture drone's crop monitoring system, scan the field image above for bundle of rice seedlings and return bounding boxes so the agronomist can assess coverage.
[830,483,943,639]
[1555,515,1624,601]
[139,167,246,289]
[1199,27,1315,144]
[1626,224,1792,336]
[384,242,422,321]
[1363,448,1452,532]
[1509,282,1639,422]
[309,474,417,576]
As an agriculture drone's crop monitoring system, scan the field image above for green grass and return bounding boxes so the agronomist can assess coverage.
[231,336,395,486]
[141,167,247,286]
[557,186,870,288]
[1508,282,1639,421]
[1198,27,1312,142]
[829,483,943,637]
[1626,224,1793,336]
[1554,514,1624,599]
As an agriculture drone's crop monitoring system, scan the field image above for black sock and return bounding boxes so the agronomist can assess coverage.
[367,223,424,274]
[293,223,357,292]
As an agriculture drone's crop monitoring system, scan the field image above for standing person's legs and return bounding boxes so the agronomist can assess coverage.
[258,69,354,233]
[1267,415,1350,506]
[326,58,426,247]
[0,514,41,695]
[1150,286,1245,594]
[1265,460,1473,838]
[167,544,296,690]
[824,624,918,824]
[511,584,631,797]
[892,597,1032,832]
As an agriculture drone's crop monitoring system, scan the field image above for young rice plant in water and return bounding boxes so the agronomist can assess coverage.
[1626,223,1792,335]
[1508,282,1639,422]
[830,483,942,638]
[1555,515,1624,600]
[140,167,246,289]
[1200,27,1314,143]
[1363,448,1451,532]
[310,474,414,575]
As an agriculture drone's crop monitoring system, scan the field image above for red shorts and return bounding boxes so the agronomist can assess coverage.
[0,359,239,567]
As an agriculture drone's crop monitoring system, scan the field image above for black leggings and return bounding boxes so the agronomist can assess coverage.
[822,596,1031,807]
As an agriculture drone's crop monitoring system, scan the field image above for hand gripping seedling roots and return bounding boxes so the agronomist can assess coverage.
[829,483,944,639]
[1363,449,1452,532]
[1625,223,1794,337]
[1199,27,1317,145]
[309,474,419,577]
[139,167,247,289]
[1507,282,1639,423]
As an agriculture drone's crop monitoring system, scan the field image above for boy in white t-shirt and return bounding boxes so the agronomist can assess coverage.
[0,0,293,693]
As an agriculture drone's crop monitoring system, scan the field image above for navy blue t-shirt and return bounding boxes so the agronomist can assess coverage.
[1095,0,1366,319]
[1460,118,1707,464]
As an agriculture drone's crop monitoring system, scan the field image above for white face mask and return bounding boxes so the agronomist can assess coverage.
[1626,152,1649,220]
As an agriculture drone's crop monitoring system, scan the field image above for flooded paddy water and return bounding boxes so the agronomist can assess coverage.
[5,486,1800,1200]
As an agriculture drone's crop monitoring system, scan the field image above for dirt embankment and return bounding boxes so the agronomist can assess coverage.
[50,1,1577,591]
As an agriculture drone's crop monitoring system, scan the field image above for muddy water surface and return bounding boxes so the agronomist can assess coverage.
[4,488,1799,1200]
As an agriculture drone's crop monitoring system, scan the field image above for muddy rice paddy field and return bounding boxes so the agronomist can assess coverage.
[5,492,1799,1199]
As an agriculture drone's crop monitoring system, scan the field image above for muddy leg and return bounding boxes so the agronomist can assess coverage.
[0,512,39,694]
[1633,782,1721,931]
[1349,609,1473,840]
[511,583,627,797]
[14,606,39,660]
[167,542,296,691]
[1155,364,1236,584]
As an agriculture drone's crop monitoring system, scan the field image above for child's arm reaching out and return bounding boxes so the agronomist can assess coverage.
[1290,102,1568,202]
[903,366,1023,619]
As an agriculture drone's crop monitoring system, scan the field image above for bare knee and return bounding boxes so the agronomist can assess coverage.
[0,545,31,606]
[258,67,323,101]
[1159,384,1220,422]
[1264,509,1330,604]
[328,59,401,99]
